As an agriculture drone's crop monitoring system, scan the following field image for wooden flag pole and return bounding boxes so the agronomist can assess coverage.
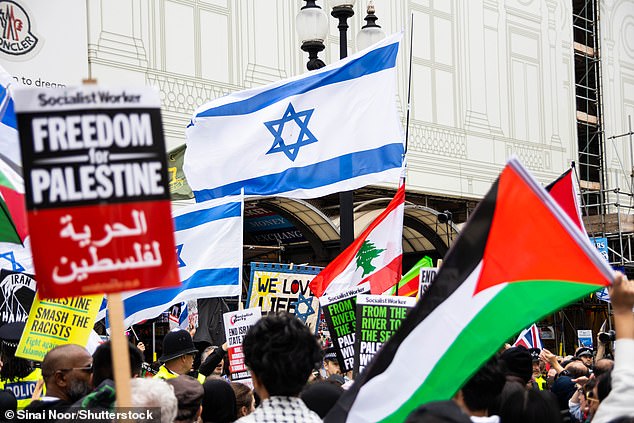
[80,77,131,407]
[108,293,132,407]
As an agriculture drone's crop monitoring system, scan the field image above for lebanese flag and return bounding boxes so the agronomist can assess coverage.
[325,158,612,423]
[310,185,404,297]
[546,167,586,234]
[382,255,433,297]
[513,324,543,350]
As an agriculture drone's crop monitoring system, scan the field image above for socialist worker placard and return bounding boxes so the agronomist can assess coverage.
[13,86,179,298]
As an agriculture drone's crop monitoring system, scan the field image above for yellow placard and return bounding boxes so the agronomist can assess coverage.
[15,294,102,361]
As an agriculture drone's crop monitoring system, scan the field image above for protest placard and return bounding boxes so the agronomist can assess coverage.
[247,262,321,333]
[354,295,416,376]
[320,283,370,372]
[418,268,438,299]
[16,294,102,361]
[223,307,262,387]
[577,329,593,348]
[12,85,179,298]
[0,270,36,325]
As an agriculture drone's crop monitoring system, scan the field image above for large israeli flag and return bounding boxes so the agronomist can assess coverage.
[96,195,243,327]
[185,33,404,201]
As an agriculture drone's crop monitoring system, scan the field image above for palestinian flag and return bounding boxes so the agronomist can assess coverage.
[0,158,26,244]
[382,256,433,297]
[0,66,25,245]
[545,166,586,234]
[325,158,613,423]
[310,185,404,297]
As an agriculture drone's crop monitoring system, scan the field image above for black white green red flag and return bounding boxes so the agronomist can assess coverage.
[310,185,404,297]
[0,158,26,244]
[0,66,26,245]
[324,158,613,423]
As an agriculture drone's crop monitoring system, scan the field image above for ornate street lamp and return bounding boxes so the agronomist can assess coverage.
[331,0,356,250]
[356,0,385,51]
[296,0,329,70]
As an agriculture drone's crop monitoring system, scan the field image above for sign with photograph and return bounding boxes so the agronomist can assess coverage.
[577,329,593,348]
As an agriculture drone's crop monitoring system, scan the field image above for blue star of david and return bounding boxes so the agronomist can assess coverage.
[264,103,318,161]
[0,251,25,272]
[175,244,186,268]
[291,293,316,323]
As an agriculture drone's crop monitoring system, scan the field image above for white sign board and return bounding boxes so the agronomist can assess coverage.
[223,307,262,388]
[1,0,88,87]
[418,268,438,299]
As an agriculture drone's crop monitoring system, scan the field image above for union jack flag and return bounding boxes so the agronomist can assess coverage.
[513,324,543,350]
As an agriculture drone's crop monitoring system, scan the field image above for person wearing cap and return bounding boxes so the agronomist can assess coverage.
[528,348,547,390]
[322,348,341,378]
[155,329,205,383]
[166,375,205,423]
[322,347,353,388]
[0,322,42,409]
[576,346,594,370]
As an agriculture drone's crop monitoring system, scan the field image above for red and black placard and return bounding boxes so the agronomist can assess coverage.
[13,86,179,298]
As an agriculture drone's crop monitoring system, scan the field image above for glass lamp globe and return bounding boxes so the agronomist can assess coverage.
[357,25,385,50]
[356,1,385,50]
[296,1,329,43]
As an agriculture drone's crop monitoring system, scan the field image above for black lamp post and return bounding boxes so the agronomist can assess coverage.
[330,0,356,251]
[330,0,355,59]
[296,0,328,70]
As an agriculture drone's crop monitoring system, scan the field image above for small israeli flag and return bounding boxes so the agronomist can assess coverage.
[97,195,243,327]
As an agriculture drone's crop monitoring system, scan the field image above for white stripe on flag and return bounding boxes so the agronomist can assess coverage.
[346,263,505,422]
[185,34,404,200]
[96,195,243,327]
[179,304,189,330]
[322,200,404,297]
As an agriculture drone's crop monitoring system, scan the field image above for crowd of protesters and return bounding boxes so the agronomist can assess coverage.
[0,273,631,422]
